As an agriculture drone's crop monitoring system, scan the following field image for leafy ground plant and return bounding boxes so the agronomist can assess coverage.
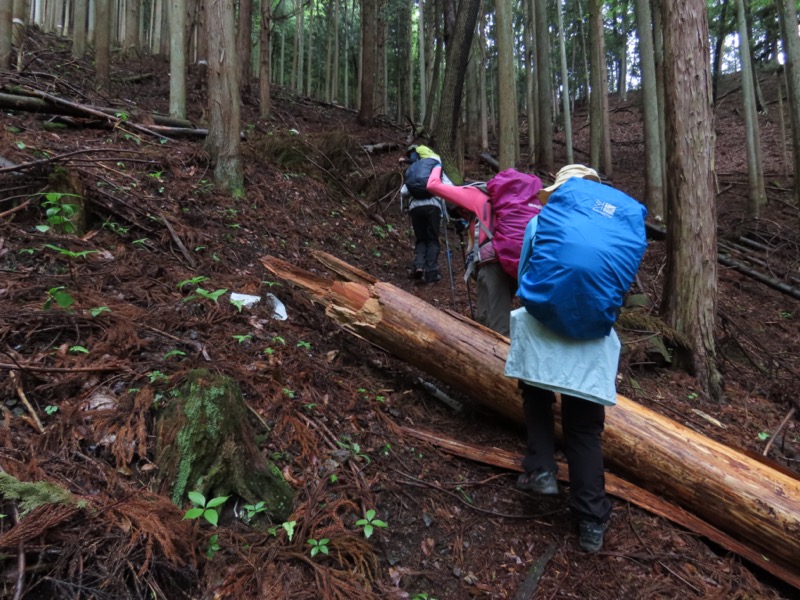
[308,538,330,558]
[182,491,229,526]
[355,509,388,539]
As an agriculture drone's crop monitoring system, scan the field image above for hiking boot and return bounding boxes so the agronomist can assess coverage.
[578,520,608,553]
[516,470,558,495]
[409,267,424,280]
[424,271,442,284]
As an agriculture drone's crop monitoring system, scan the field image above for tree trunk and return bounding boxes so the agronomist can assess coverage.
[534,0,552,171]
[495,0,517,169]
[122,0,140,56]
[634,0,663,221]
[776,0,800,207]
[0,0,11,71]
[260,251,800,584]
[712,0,729,103]
[357,0,375,125]
[206,0,243,195]
[589,0,610,174]
[432,0,480,179]
[555,0,572,164]
[258,0,271,118]
[734,0,766,219]
[169,0,187,118]
[660,0,722,401]
[155,369,293,520]
[236,0,252,93]
[94,0,111,93]
[417,0,426,122]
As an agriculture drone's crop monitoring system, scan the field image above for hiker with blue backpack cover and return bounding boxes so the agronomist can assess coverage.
[426,164,543,336]
[504,164,648,553]
[399,145,450,284]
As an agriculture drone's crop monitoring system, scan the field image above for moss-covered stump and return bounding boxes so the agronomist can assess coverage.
[155,369,293,521]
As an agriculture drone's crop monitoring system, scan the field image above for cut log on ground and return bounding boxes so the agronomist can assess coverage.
[260,251,800,587]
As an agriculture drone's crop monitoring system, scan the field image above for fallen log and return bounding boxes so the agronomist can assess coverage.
[260,251,800,587]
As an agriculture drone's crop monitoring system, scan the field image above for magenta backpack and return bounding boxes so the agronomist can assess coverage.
[485,169,543,278]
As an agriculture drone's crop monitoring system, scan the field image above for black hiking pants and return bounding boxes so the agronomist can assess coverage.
[520,383,612,524]
[410,205,441,277]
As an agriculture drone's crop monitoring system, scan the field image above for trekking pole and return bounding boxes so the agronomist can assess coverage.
[441,205,458,310]
[457,230,476,320]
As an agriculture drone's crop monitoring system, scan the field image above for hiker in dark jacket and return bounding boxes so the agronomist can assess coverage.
[399,145,449,284]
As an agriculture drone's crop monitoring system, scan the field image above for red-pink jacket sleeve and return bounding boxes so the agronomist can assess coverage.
[426,166,493,245]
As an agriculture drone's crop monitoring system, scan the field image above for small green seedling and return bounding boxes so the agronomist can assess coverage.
[355,509,388,539]
[132,238,149,247]
[194,288,228,303]
[261,280,281,288]
[296,340,311,350]
[411,594,437,600]
[163,349,186,360]
[282,388,296,399]
[686,392,698,400]
[44,286,74,311]
[183,491,229,526]
[268,520,297,541]
[230,299,245,313]
[206,533,221,558]
[780,311,793,319]
[232,334,253,344]
[336,437,370,464]
[177,275,210,289]
[272,336,286,346]
[37,192,82,233]
[44,405,59,415]
[147,370,169,383]
[263,347,275,356]
[69,345,89,354]
[89,306,111,317]
[19,248,36,255]
[757,431,770,441]
[241,501,268,523]
[44,244,98,260]
[308,538,330,558]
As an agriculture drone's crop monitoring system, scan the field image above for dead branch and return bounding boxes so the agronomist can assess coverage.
[10,370,44,433]
[763,407,797,457]
[159,213,197,269]
[0,148,145,175]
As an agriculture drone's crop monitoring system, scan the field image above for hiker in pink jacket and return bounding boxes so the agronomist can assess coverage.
[426,165,516,336]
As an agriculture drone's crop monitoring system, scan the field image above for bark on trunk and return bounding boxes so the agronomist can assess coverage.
[260,251,800,583]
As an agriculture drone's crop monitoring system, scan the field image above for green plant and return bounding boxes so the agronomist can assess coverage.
[780,311,793,319]
[177,275,210,289]
[102,219,129,235]
[89,306,111,317]
[308,538,330,558]
[182,491,229,526]
[147,370,169,383]
[372,225,388,240]
[19,248,36,255]
[267,520,297,541]
[132,238,149,247]
[757,431,769,441]
[241,501,268,523]
[44,286,74,311]
[329,474,338,483]
[687,392,698,400]
[37,192,82,233]
[411,594,437,600]
[189,288,228,304]
[232,334,253,344]
[69,345,89,354]
[163,349,186,360]
[354,509,388,539]
[263,347,275,356]
[336,437,370,464]
[272,336,286,345]
[296,340,311,350]
[44,405,58,415]
[230,299,245,313]
[43,244,98,260]
[206,533,221,558]
[282,388,296,399]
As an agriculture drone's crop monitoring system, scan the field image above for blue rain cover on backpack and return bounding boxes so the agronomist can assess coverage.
[518,177,647,340]
[403,158,440,199]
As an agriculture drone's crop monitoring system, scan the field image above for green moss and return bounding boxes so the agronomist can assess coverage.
[0,473,84,515]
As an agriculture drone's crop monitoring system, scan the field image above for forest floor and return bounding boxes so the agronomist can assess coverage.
[1,29,799,600]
